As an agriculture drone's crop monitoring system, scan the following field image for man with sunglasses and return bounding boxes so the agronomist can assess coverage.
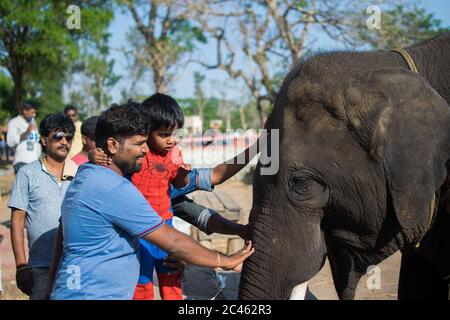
[8,112,78,300]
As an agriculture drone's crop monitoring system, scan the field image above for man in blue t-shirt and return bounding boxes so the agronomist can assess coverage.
[50,102,254,300]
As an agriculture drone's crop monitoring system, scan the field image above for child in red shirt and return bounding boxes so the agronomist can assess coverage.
[132,93,191,300]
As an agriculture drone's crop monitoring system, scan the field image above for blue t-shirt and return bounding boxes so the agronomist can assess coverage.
[51,163,164,300]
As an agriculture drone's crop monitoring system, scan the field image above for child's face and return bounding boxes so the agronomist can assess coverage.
[148,125,178,154]
[82,135,96,152]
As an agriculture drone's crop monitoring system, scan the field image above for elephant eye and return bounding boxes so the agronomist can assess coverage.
[292,176,313,195]
[288,170,329,208]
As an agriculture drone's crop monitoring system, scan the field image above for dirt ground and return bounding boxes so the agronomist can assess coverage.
[0,164,401,300]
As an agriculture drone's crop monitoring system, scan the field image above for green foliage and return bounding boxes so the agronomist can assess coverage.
[179,97,225,131]
[26,67,66,120]
[0,72,14,123]
[0,0,113,113]
[178,97,262,131]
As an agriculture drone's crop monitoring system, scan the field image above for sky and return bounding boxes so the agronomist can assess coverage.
[106,0,450,103]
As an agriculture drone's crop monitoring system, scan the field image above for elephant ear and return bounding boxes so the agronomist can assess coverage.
[362,68,450,245]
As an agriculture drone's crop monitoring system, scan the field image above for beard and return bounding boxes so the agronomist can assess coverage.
[129,162,142,173]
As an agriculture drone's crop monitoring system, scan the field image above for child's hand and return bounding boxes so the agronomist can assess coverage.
[177,163,192,177]
[237,223,251,240]
[88,148,111,166]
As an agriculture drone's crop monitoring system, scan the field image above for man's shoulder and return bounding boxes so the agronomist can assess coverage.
[7,115,23,127]
[18,160,42,175]
[77,164,131,192]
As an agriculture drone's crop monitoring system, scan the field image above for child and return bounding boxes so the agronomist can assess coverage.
[132,93,191,300]
[71,116,102,166]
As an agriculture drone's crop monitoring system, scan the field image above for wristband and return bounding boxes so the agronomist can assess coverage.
[216,253,221,269]
[16,264,29,271]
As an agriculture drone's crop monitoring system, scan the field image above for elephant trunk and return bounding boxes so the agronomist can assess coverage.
[239,212,327,299]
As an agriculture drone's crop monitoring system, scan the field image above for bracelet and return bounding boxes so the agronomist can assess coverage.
[16,264,29,271]
[216,253,221,269]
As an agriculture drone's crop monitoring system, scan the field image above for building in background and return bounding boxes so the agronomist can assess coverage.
[184,116,203,135]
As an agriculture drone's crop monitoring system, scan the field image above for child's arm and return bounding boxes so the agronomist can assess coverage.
[172,163,192,188]
[211,118,269,186]
[206,214,250,239]
[211,141,258,186]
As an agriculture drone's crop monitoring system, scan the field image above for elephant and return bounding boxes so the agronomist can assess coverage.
[239,32,450,300]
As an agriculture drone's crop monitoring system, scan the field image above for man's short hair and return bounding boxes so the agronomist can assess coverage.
[39,112,75,138]
[95,101,149,152]
[64,104,77,114]
[81,116,99,139]
[140,93,184,132]
[21,102,36,111]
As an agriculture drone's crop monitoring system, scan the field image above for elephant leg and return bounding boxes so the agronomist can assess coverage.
[398,250,449,300]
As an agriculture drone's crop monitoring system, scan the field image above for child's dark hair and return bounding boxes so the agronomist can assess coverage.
[81,116,99,139]
[39,112,75,138]
[141,93,184,132]
[95,101,149,152]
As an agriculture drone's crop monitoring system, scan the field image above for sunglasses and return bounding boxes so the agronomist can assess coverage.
[50,131,74,142]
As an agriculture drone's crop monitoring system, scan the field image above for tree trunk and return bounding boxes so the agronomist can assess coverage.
[256,99,265,128]
[239,107,247,130]
[12,65,24,113]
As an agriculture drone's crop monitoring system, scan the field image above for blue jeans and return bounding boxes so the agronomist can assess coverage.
[138,219,175,284]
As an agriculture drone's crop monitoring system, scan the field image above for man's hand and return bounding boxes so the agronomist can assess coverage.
[16,265,33,296]
[163,255,186,279]
[220,241,254,272]
[88,148,111,166]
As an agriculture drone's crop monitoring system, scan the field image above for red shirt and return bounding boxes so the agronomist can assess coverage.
[72,153,89,165]
[131,146,183,220]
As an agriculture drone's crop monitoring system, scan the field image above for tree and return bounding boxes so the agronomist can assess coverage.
[193,0,447,126]
[0,72,14,122]
[0,0,113,113]
[119,0,207,93]
[193,72,206,129]
[67,43,121,117]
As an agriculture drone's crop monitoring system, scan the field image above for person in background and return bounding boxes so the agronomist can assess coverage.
[6,103,41,173]
[8,112,77,300]
[64,105,82,158]
[0,127,6,162]
[71,116,99,166]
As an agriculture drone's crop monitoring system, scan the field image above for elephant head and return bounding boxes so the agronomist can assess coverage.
[239,52,450,300]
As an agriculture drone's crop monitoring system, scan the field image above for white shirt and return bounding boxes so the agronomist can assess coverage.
[7,115,41,165]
